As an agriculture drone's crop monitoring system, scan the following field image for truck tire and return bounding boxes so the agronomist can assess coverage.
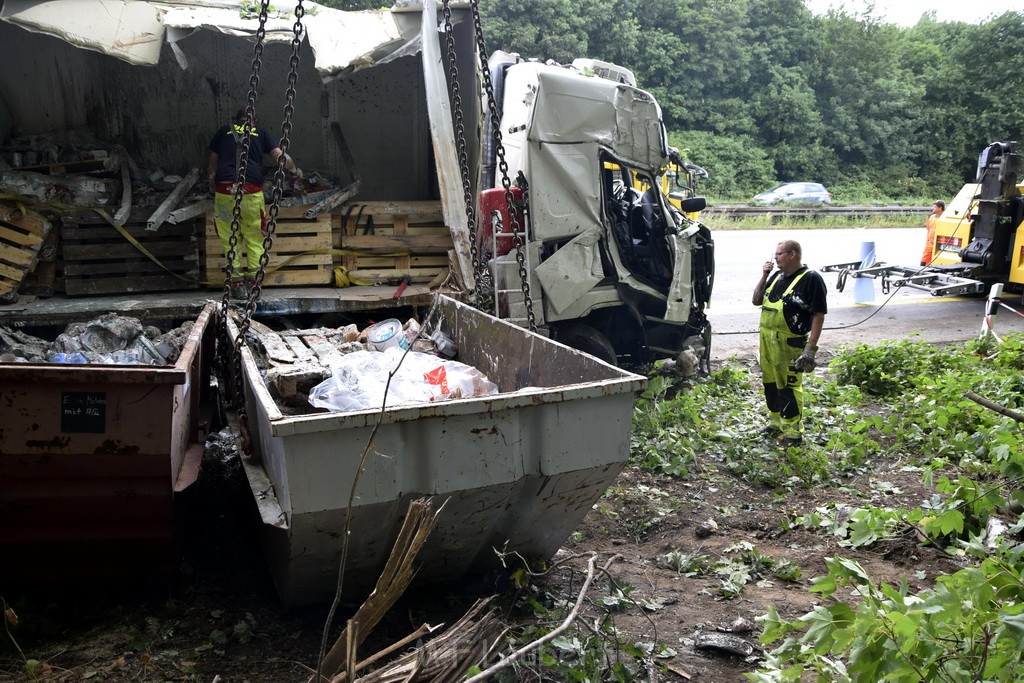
[557,323,617,366]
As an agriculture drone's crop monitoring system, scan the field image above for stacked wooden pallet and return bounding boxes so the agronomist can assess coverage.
[59,211,200,296]
[0,202,53,303]
[334,200,452,284]
[200,207,333,287]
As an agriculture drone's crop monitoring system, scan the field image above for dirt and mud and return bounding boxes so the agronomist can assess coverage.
[0,363,965,683]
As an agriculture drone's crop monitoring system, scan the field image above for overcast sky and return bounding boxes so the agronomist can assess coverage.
[803,0,1022,26]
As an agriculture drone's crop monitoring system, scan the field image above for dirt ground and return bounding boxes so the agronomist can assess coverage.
[0,368,964,683]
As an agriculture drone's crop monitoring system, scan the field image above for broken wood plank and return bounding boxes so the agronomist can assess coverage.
[147,167,201,231]
[167,199,213,224]
[303,180,361,219]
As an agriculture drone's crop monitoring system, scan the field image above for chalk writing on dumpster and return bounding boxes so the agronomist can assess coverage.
[61,392,107,433]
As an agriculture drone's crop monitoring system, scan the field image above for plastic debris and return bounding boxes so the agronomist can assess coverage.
[308,348,499,412]
[49,351,88,364]
[0,315,193,366]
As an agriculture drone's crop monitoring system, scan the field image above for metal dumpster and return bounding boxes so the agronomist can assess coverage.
[235,295,647,606]
[0,302,216,582]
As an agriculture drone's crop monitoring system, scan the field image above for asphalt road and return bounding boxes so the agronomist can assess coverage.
[707,228,1024,361]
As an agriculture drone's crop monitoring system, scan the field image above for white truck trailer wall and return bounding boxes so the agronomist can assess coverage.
[0,3,480,203]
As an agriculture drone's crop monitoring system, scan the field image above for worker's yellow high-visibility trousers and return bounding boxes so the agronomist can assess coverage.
[759,269,811,439]
[759,325,806,438]
[214,191,267,279]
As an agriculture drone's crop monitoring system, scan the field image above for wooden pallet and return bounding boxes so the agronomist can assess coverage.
[0,202,54,303]
[335,200,452,284]
[16,227,58,297]
[59,213,200,296]
[201,213,334,287]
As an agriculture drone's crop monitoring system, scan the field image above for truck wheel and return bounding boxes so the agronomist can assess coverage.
[558,324,617,366]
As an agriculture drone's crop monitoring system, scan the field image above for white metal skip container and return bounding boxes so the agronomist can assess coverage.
[234,296,646,606]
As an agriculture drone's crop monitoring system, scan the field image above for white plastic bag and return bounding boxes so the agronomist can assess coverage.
[308,348,499,412]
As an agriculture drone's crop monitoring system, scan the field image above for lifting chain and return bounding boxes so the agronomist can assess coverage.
[469,0,536,331]
[218,0,306,450]
[441,0,491,302]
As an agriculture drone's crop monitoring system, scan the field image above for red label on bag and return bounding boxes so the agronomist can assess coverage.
[424,366,449,399]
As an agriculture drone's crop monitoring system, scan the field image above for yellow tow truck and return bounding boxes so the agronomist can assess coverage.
[825,140,1024,296]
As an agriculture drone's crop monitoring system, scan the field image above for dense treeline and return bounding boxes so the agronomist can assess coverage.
[325,1,1023,202]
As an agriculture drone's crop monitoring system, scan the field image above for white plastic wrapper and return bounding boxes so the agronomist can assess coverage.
[308,348,499,412]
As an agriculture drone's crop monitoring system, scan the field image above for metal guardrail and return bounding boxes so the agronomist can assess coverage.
[702,205,930,218]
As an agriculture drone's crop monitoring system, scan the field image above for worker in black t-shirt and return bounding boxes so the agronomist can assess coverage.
[207,110,301,296]
[751,240,828,446]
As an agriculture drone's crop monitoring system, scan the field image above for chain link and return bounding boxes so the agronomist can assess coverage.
[220,0,306,440]
[441,0,490,302]
[470,0,535,330]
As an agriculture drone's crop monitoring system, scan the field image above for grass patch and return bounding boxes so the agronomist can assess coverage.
[701,213,924,231]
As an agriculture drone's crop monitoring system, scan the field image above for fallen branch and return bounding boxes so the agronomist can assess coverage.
[351,598,504,683]
[330,623,442,683]
[316,497,447,681]
[462,554,601,683]
[965,390,1024,423]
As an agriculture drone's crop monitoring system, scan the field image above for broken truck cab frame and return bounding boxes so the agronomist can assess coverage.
[823,141,1024,297]
[472,52,714,366]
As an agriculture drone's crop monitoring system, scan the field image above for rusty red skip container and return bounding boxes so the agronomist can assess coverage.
[0,303,216,583]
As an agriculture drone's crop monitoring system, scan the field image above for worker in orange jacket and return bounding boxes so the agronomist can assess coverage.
[920,200,945,266]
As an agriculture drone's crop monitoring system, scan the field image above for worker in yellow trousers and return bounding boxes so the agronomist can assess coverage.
[208,110,301,297]
[752,240,827,446]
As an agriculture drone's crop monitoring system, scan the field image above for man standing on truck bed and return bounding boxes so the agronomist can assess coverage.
[752,240,827,446]
[208,110,301,297]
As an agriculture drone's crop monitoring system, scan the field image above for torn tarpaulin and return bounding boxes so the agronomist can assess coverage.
[0,0,432,80]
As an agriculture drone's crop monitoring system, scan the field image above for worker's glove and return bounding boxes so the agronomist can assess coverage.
[794,345,818,373]
[290,167,303,179]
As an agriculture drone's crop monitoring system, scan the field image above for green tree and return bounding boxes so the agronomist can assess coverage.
[669,130,775,200]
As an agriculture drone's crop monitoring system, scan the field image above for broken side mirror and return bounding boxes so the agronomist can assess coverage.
[681,196,706,213]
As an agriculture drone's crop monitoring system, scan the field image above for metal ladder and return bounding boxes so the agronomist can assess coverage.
[488,209,533,326]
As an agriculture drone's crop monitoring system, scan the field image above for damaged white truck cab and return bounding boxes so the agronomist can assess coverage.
[475,52,714,368]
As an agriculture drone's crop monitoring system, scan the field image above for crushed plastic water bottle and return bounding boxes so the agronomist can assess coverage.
[49,351,88,364]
